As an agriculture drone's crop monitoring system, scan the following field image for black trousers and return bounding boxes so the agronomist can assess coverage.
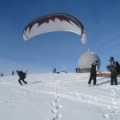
[88,72,97,85]
[111,74,118,85]
[18,78,27,85]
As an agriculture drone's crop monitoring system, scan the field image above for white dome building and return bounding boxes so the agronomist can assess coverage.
[78,50,101,72]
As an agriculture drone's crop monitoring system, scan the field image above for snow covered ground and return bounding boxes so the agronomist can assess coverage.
[0,73,120,120]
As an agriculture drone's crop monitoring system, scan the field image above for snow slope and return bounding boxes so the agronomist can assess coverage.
[0,73,120,120]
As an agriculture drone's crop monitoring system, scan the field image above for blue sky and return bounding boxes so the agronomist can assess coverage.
[0,0,120,74]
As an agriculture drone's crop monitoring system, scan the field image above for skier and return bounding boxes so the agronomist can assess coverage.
[88,61,99,85]
[16,70,27,85]
[108,57,118,85]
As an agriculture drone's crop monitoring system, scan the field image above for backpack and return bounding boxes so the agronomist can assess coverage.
[115,61,120,74]
[18,71,26,79]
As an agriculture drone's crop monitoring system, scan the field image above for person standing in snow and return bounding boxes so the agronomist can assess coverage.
[52,67,56,73]
[75,67,78,73]
[88,61,99,85]
[107,57,118,85]
[12,71,14,75]
[16,70,27,85]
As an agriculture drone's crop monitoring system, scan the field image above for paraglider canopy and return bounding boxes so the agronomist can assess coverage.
[23,13,86,44]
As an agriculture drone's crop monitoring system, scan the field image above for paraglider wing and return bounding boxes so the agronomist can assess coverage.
[23,13,86,44]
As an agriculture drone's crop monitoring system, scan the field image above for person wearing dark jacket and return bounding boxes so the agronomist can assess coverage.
[16,70,27,85]
[88,61,99,85]
[108,57,118,85]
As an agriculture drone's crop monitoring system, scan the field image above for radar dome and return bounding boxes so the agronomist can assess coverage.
[78,51,100,72]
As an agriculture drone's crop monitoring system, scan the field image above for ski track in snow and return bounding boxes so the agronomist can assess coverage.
[1,73,120,120]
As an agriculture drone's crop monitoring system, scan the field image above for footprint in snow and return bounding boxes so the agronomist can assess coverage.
[54,96,60,102]
[51,108,58,114]
[55,105,63,109]
[51,96,63,119]
[52,114,62,120]
[51,101,56,107]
